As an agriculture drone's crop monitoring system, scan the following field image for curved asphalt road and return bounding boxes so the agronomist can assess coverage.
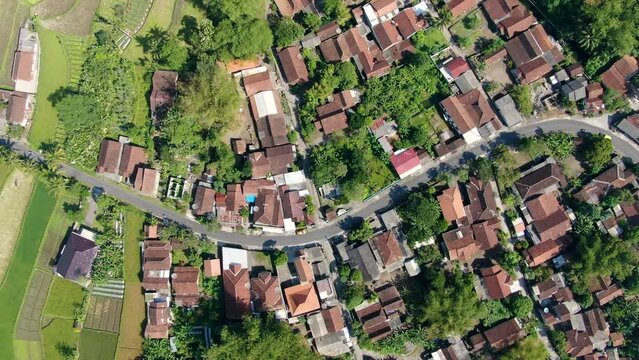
[5,118,638,249]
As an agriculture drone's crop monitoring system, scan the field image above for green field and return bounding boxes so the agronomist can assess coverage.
[124,0,177,60]
[0,163,12,189]
[78,329,119,360]
[0,0,30,87]
[0,181,56,359]
[43,277,85,319]
[58,34,88,86]
[28,29,70,147]
[115,210,146,360]
[41,318,79,360]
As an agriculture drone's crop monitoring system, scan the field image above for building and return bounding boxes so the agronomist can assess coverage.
[561,77,588,102]
[223,263,251,320]
[354,285,404,341]
[390,148,422,178]
[442,218,501,262]
[514,161,568,200]
[203,259,221,277]
[440,57,470,82]
[363,0,400,27]
[250,272,284,313]
[172,266,200,307]
[493,95,523,127]
[96,137,153,185]
[346,242,382,282]
[308,307,351,356]
[295,253,315,283]
[447,0,479,18]
[278,46,309,85]
[470,318,526,351]
[142,241,173,298]
[256,114,288,148]
[431,341,471,360]
[249,144,296,178]
[617,114,639,144]
[600,55,638,95]
[505,24,564,84]
[284,282,321,317]
[440,89,502,143]
[575,161,636,204]
[243,70,273,97]
[144,301,170,339]
[192,182,216,216]
[5,91,33,126]
[585,82,605,113]
[55,228,99,282]
[465,178,499,222]
[479,264,521,299]
[12,26,40,94]
[438,183,467,224]
[133,167,160,196]
[150,70,178,119]
[525,193,571,243]
[315,90,358,134]
[482,0,536,38]
[273,0,313,17]
[570,308,610,351]
[523,235,571,267]
[371,230,405,272]
[253,188,285,231]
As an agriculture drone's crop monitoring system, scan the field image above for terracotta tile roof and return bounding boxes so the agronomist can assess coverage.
[610,332,625,347]
[320,28,368,63]
[317,90,355,118]
[133,167,159,195]
[393,8,423,39]
[440,89,500,135]
[483,0,518,22]
[223,263,251,319]
[204,259,221,277]
[97,139,122,174]
[595,283,624,306]
[6,92,29,125]
[371,0,398,17]
[253,188,284,227]
[295,254,315,283]
[373,21,402,50]
[515,163,568,200]
[442,226,481,262]
[438,184,467,224]
[12,51,34,81]
[273,0,311,17]
[317,111,349,134]
[256,114,288,148]
[575,163,636,204]
[524,235,571,267]
[193,183,216,216]
[225,183,245,212]
[525,193,571,242]
[249,151,271,178]
[250,272,283,312]
[119,144,147,180]
[498,5,536,38]
[242,179,276,196]
[232,138,247,154]
[317,21,342,41]
[484,318,525,349]
[142,241,172,290]
[465,178,498,222]
[284,282,321,316]
[243,71,273,96]
[356,49,391,78]
[600,55,638,94]
[447,0,478,17]
[144,224,158,239]
[321,306,345,333]
[567,329,593,357]
[377,285,404,314]
[172,266,200,307]
[150,70,178,118]
[390,148,421,178]
[355,302,393,341]
[265,144,295,175]
[145,301,170,338]
[445,57,470,79]
[505,24,564,83]
[471,217,501,250]
[372,230,404,267]
[480,264,515,299]
[280,187,306,222]
[278,46,309,85]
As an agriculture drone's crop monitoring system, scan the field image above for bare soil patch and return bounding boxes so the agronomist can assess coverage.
[31,0,76,19]
[40,0,101,35]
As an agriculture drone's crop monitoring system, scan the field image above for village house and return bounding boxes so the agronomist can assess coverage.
[389,148,422,179]
[192,182,216,216]
[590,276,624,307]
[215,184,245,228]
[277,46,309,85]
[430,340,471,360]
[600,55,638,96]
[440,89,502,144]
[4,91,34,127]
[468,318,526,352]
[493,95,523,127]
[524,192,572,244]
[249,144,296,178]
[523,235,571,267]
[585,82,605,113]
[55,227,99,283]
[437,183,467,225]
[446,0,479,18]
[144,301,171,339]
[482,0,536,38]
[343,228,411,282]
[616,113,639,144]
[531,273,581,327]
[96,136,160,191]
[256,114,288,148]
[12,26,40,94]
[222,247,251,320]
[142,240,173,300]
[203,258,221,278]
[284,281,321,317]
[315,89,359,135]
[569,308,611,352]
[253,187,285,232]
[369,116,399,153]
[514,160,568,200]
[442,217,501,262]
[504,24,564,84]
[465,178,499,222]
[150,70,178,120]
[363,0,400,27]
[477,263,522,300]
[307,306,352,356]
[250,271,285,315]
[273,0,314,17]
[354,285,405,341]
[172,266,200,307]
[575,159,637,204]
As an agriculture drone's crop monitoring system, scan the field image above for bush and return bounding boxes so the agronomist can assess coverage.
[510,84,533,115]
[463,14,480,30]
[273,17,305,47]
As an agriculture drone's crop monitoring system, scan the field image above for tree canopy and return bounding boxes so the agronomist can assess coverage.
[583,134,613,173]
[509,84,533,116]
[273,17,305,48]
[398,192,448,246]
[500,335,549,360]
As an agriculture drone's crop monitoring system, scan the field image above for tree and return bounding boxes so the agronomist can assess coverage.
[501,336,549,360]
[509,84,533,116]
[432,8,453,28]
[398,192,448,246]
[508,295,533,318]
[457,36,472,48]
[301,13,322,32]
[603,88,627,111]
[492,144,518,189]
[605,298,639,358]
[191,17,273,60]
[570,233,636,290]
[273,17,305,47]
[463,14,480,29]
[334,61,359,89]
[207,315,321,360]
[499,251,522,276]
[204,0,266,21]
[348,220,373,242]
[543,132,575,161]
[142,28,188,69]
[270,250,288,266]
[143,338,175,360]
[158,108,206,158]
[480,300,511,327]
[322,0,350,25]
[548,330,571,360]
[469,156,493,181]
[518,136,547,160]
[602,188,635,209]
[583,134,613,172]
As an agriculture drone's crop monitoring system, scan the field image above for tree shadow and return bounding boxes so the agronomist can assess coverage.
[47,87,76,107]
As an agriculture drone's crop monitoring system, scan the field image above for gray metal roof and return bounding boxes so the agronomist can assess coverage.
[494,95,523,127]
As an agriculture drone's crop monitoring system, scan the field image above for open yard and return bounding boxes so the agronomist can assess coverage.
[0,181,56,359]
[116,210,146,360]
[43,277,85,319]
[0,168,36,283]
[449,9,496,56]
[0,0,30,87]
[78,329,119,360]
[28,29,69,147]
[41,318,79,360]
[125,0,178,60]
[40,0,101,35]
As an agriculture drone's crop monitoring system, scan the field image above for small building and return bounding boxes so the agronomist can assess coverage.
[223,263,251,320]
[12,26,40,94]
[150,70,178,119]
[253,188,285,232]
[585,82,605,113]
[505,24,564,84]
[616,114,639,144]
[5,91,33,127]
[465,178,498,222]
[256,114,288,148]
[514,161,568,200]
[600,55,638,95]
[144,301,170,339]
[561,77,588,102]
[493,95,523,127]
[431,340,471,360]
[273,0,313,17]
[371,230,405,272]
[192,182,216,216]
[308,307,351,356]
[575,160,636,204]
[243,70,272,97]
[354,285,404,341]
[250,272,284,314]
[55,228,99,282]
[203,259,221,277]
[525,193,571,243]
[523,235,571,267]
[133,167,160,196]
[482,0,536,38]
[440,89,501,144]
[390,148,422,179]
[142,241,173,299]
[440,57,470,82]
[478,264,521,300]
[96,137,151,185]
[437,183,467,225]
[284,282,320,317]
[278,46,309,85]
[446,0,479,18]
[172,266,200,307]
[470,318,526,351]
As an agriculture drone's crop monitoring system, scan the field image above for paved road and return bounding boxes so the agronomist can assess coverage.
[4,118,638,249]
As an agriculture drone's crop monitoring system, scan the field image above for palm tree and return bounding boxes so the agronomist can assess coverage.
[579,28,599,52]
[432,8,453,29]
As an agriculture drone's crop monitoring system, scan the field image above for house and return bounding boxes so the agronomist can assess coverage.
[369,117,398,153]
[355,285,404,341]
[454,70,482,95]
[280,186,306,227]
[373,21,402,51]
[600,55,638,95]
[315,112,349,134]
[249,144,296,178]
[437,183,467,224]
[566,329,593,357]
[96,137,150,184]
[440,57,470,82]
[479,264,521,299]
[12,26,40,94]
[371,230,405,272]
[256,114,288,148]
[144,224,159,239]
[150,70,178,119]
[585,82,605,113]
[192,182,216,216]
[5,91,33,126]
[532,273,568,303]
[250,272,284,313]
[295,253,315,283]
[575,160,636,204]
[307,307,351,356]
[465,178,498,222]
[363,0,400,27]
[354,49,391,79]
[494,94,523,127]
[346,242,382,282]
[393,8,425,39]
[223,263,251,320]
[144,301,170,339]
[284,282,321,317]
[595,283,623,306]
[525,193,571,243]
[142,241,172,298]
[482,0,536,38]
[253,188,285,231]
[570,308,610,351]
[215,184,245,227]
[505,24,564,84]
[243,70,272,97]
[446,0,479,18]
[440,89,502,144]
[471,318,526,351]
[523,235,571,267]
[431,341,471,360]
[616,113,639,144]
[315,90,358,134]
[319,28,368,63]
[278,46,309,85]
[443,218,501,262]
[172,266,200,307]
[514,161,568,200]
[561,77,588,101]
[249,90,282,120]
[390,148,422,179]
[55,228,99,282]
[273,0,313,17]
[133,167,160,196]
[203,259,221,277]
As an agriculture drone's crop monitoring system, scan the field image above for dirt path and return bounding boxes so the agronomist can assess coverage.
[0,169,36,284]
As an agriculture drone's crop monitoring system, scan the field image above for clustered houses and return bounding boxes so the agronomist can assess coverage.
[0,24,40,128]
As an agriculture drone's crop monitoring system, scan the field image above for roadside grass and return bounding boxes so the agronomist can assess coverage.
[0,181,56,359]
[41,318,79,360]
[78,329,119,360]
[28,28,69,147]
[115,210,146,360]
[43,277,85,319]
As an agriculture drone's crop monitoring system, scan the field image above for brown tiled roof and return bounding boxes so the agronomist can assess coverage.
[393,8,423,39]
[142,241,172,290]
[356,50,391,79]
[515,163,568,200]
[524,235,571,267]
[223,263,251,320]
[600,55,638,94]
[265,144,295,175]
[12,51,34,81]
[317,112,349,134]
[484,318,525,349]
[483,0,518,23]
[249,151,271,178]
[371,0,398,17]
[484,0,536,38]
[278,46,309,85]
[437,184,467,224]
[595,283,624,306]
[317,90,355,118]
[242,179,276,196]
[150,70,178,117]
[280,187,306,222]
[295,254,315,283]
[373,21,402,50]
[272,0,311,17]
[319,38,344,62]
[193,183,216,216]
[225,183,245,212]
[6,92,29,125]
[567,329,594,357]
[372,230,404,267]
[471,217,501,251]
[317,21,342,41]
[440,89,500,135]
[253,188,284,227]
[144,224,158,239]
[204,259,221,277]
[610,332,625,347]
[377,285,404,314]
[525,193,571,242]
[145,301,170,338]
[133,167,158,195]
[583,308,609,337]
[534,277,559,300]
[321,306,345,333]
[355,302,393,341]
[517,57,553,84]
[505,24,563,83]
[232,138,247,154]
[172,266,200,307]
[119,144,147,180]
[480,264,514,299]
[97,139,122,174]
[250,272,283,312]
[465,178,498,222]
[447,0,478,17]
[256,114,288,148]
[442,226,481,262]
[243,71,273,96]
[284,282,321,316]
[575,163,636,204]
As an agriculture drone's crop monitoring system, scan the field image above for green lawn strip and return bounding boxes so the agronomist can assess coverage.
[0,163,13,189]
[0,1,29,86]
[36,189,77,270]
[43,277,85,319]
[41,318,79,360]
[14,339,43,360]
[124,0,177,60]
[28,28,69,147]
[115,210,146,359]
[0,181,56,359]
[78,329,119,360]
[129,65,152,141]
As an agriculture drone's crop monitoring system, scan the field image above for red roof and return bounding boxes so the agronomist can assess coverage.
[447,0,478,17]
[390,148,421,177]
[372,230,404,267]
[204,259,221,277]
[480,264,515,299]
[278,46,309,85]
[446,57,470,79]
[223,264,251,319]
[600,55,638,94]
[284,282,320,316]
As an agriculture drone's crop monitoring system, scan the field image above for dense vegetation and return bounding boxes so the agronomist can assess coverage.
[397,191,448,246]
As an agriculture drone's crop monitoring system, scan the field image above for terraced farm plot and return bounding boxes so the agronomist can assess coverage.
[40,0,101,35]
[58,34,87,86]
[84,295,123,333]
[123,0,154,34]
[0,169,36,283]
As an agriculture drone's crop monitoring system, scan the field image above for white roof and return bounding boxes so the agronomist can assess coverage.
[283,170,306,185]
[240,66,267,77]
[404,259,421,276]
[253,91,278,118]
[222,247,249,270]
[462,128,482,144]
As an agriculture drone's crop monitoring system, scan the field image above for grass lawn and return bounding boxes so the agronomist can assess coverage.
[0,163,13,190]
[29,28,69,147]
[41,318,79,360]
[78,329,119,360]
[124,0,177,61]
[14,339,43,360]
[36,189,78,270]
[43,277,85,319]
[115,210,146,360]
[0,181,56,359]
[417,27,447,53]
